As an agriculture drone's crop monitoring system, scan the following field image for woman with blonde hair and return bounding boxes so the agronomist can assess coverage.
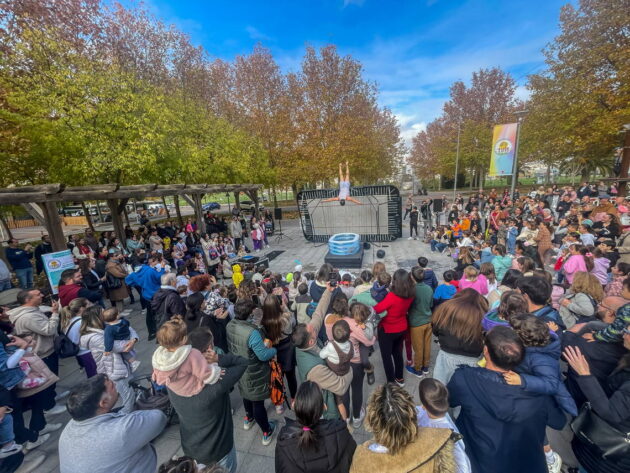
[558,271,604,328]
[350,383,456,473]
[432,289,488,384]
[371,261,386,281]
[61,298,98,377]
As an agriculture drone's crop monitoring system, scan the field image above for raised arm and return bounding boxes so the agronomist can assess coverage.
[345,161,350,182]
[339,163,344,182]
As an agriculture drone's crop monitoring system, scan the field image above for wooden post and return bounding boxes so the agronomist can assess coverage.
[0,213,13,241]
[173,195,183,226]
[233,192,241,212]
[41,201,65,251]
[191,194,205,234]
[106,199,126,244]
[80,201,95,231]
[161,196,171,219]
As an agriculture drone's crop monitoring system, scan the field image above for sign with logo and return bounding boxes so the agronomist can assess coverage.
[489,123,518,177]
[42,250,75,294]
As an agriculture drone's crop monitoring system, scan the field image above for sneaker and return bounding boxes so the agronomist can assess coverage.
[243,416,255,431]
[0,442,22,458]
[15,452,46,473]
[23,433,50,452]
[394,378,405,388]
[130,360,142,372]
[39,422,62,436]
[421,367,430,376]
[546,451,562,473]
[408,237,413,240]
[275,404,285,415]
[352,407,366,430]
[366,370,375,385]
[148,333,156,341]
[262,421,276,446]
[405,366,424,378]
[45,404,66,416]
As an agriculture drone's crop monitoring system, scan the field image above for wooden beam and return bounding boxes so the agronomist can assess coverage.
[20,203,46,226]
[65,184,118,192]
[0,184,63,194]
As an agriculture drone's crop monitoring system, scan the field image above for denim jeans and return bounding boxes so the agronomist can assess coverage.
[14,267,33,289]
[216,446,237,473]
[0,413,14,444]
[430,240,447,252]
[0,279,11,291]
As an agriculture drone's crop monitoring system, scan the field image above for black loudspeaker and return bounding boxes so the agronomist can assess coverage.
[376,249,386,258]
[433,198,444,213]
[274,207,283,220]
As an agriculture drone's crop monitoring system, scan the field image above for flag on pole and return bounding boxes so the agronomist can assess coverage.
[489,123,518,177]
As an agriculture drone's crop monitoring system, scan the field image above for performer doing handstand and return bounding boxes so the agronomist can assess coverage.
[322,161,362,205]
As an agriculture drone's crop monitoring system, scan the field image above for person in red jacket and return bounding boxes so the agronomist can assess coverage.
[58,269,102,307]
[373,269,415,385]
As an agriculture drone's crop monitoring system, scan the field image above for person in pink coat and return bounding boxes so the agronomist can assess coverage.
[459,266,488,296]
[562,244,592,284]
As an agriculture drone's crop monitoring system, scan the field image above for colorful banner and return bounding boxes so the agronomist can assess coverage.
[489,123,518,177]
[42,250,75,294]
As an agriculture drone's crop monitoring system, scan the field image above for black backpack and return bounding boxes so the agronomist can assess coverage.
[54,318,80,358]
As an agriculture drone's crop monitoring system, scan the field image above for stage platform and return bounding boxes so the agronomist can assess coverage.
[324,246,364,268]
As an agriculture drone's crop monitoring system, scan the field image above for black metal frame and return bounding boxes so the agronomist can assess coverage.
[297,185,402,242]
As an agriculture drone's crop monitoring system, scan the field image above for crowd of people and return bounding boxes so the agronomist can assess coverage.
[0,182,628,473]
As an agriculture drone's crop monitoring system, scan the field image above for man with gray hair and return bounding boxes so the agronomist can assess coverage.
[151,271,185,329]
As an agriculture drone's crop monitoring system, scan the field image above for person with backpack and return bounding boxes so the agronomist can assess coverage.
[60,298,97,378]
[558,272,603,329]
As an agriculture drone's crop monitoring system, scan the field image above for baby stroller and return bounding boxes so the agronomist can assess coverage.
[130,375,178,425]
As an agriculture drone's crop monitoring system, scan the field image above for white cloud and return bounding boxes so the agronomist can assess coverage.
[515,85,531,102]
[245,26,273,42]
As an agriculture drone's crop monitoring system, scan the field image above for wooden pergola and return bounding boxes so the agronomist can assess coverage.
[0,183,263,251]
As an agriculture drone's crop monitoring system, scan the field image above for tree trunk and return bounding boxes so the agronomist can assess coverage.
[272,185,278,208]
[233,192,241,212]
[81,202,95,231]
[545,165,551,185]
[0,213,13,240]
[437,175,442,191]
[173,195,183,226]
[161,196,171,219]
[469,170,474,190]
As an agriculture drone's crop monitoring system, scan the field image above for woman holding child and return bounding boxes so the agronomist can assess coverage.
[79,305,138,412]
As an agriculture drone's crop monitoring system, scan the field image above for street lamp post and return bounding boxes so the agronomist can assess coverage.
[453,121,461,201]
[510,110,528,198]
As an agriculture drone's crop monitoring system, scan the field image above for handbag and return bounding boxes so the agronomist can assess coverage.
[15,352,59,398]
[570,402,630,461]
[105,272,122,290]
[54,319,81,358]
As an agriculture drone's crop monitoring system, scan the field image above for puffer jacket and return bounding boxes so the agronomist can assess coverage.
[152,345,220,397]
[275,418,356,473]
[515,333,578,416]
[80,328,135,380]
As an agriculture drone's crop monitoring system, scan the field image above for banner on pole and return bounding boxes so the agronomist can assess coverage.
[42,250,75,294]
[489,123,518,177]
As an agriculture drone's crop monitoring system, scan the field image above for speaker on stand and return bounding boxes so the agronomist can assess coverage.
[273,207,291,241]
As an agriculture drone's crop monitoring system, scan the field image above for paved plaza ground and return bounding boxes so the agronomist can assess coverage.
[31,217,455,473]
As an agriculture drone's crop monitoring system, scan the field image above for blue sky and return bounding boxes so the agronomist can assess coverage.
[141,0,570,146]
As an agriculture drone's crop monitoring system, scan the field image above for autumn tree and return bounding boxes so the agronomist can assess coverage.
[410,67,521,187]
[524,0,630,180]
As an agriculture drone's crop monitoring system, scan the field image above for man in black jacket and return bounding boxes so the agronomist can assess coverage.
[448,327,566,473]
[151,273,185,329]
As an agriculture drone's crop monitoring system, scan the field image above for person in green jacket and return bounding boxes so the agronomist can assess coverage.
[226,300,278,446]
[491,244,513,282]
[406,267,434,378]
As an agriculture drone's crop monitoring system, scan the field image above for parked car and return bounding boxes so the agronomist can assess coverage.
[202,202,221,211]
[239,200,264,212]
